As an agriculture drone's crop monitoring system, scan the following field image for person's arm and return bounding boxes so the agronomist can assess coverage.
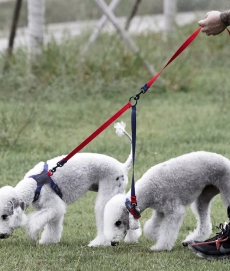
[198,10,230,36]
[220,10,230,26]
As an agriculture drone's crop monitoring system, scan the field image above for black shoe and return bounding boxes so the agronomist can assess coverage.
[188,222,230,260]
[187,222,229,245]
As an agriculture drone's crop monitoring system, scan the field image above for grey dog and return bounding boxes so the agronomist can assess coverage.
[103,151,230,251]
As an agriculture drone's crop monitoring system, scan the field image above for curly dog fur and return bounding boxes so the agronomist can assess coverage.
[104,151,230,251]
[0,122,132,246]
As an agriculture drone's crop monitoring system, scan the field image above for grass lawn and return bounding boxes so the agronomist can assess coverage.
[1,22,230,270]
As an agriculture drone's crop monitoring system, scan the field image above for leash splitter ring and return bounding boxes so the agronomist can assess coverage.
[129,87,146,105]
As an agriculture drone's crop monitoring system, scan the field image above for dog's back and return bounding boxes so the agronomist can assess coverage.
[134,151,230,208]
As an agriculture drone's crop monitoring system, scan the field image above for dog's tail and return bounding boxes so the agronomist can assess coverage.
[114,121,132,170]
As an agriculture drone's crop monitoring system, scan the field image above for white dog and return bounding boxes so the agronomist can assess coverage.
[103,151,230,251]
[0,122,132,246]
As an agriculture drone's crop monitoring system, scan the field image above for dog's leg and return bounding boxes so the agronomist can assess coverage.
[150,205,186,251]
[124,228,142,243]
[39,215,64,244]
[88,182,119,247]
[26,200,66,242]
[183,185,219,244]
[144,210,164,242]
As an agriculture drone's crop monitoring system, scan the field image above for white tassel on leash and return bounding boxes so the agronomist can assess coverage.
[114,121,132,170]
[114,121,132,142]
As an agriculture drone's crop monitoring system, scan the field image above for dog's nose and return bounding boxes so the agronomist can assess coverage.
[111,241,119,246]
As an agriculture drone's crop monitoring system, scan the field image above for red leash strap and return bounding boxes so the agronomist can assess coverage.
[147,27,201,88]
[144,27,230,90]
[64,101,132,161]
[48,101,132,175]
[137,27,201,95]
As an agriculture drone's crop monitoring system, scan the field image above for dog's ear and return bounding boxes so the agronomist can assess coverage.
[11,198,26,211]
[18,200,27,211]
[11,198,20,208]
[8,198,28,228]
[13,198,27,211]
[129,213,140,230]
[4,201,14,216]
[4,198,26,215]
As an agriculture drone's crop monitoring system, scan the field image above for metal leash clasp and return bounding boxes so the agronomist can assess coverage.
[129,84,148,106]
[48,159,67,176]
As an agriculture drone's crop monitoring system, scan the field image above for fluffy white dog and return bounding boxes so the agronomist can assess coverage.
[0,122,132,246]
[103,151,230,251]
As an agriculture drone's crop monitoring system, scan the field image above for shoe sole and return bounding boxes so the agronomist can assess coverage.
[188,245,230,260]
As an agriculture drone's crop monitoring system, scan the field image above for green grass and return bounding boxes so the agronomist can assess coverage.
[1,22,230,270]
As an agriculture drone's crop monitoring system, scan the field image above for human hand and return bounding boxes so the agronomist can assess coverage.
[198,11,226,36]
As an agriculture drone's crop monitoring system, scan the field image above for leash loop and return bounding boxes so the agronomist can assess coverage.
[129,96,138,106]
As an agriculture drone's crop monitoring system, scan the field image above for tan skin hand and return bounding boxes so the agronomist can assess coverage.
[198,11,227,36]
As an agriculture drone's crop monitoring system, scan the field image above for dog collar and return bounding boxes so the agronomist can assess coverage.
[125,198,141,219]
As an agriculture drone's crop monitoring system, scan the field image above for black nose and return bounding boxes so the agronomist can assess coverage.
[0,234,8,239]
[111,241,119,246]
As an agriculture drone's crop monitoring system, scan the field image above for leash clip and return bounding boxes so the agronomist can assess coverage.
[48,159,67,176]
[129,88,145,105]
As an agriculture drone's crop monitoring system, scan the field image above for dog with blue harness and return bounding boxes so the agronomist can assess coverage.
[0,122,132,246]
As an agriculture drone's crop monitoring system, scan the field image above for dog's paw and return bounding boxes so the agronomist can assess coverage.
[150,244,172,251]
[88,236,110,247]
[26,225,39,241]
[124,228,142,243]
[25,220,39,241]
[39,237,60,245]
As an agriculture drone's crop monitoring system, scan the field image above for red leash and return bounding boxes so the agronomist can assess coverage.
[63,102,132,161]
[139,27,201,94]
[148,27,201,87]
[146,27,229,89]
[48,101,132,175]
[49,27,202,176]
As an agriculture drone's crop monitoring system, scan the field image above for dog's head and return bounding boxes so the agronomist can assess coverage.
[104,194,141,245]
[0,186,27,239]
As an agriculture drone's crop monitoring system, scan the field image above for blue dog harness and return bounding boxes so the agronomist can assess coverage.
[30,163,63,202]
